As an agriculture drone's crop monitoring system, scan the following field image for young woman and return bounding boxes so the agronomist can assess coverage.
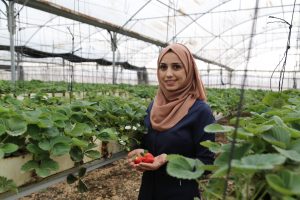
[128,43,215,200]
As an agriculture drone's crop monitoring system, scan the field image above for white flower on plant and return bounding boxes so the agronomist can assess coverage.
[119,140,126,145]
[125,125,131,130]
[132,126,137,130]
[136,123,141,127]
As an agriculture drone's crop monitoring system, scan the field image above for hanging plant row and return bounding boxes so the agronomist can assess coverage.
[0,93,148,193]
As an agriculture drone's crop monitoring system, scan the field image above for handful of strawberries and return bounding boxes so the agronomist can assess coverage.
[134,150,154,164]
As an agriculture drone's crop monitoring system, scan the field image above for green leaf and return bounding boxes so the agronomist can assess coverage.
[77,179,88,193]
[202,178,226,199]
[0,149,4,159]
[0,107,10,113]
[51,143,70,156]
[236,128,254,139]
[66,123,91,137]
[200,141,221,153]
[253,125,273,134]
[283,112,300,123]
[50,136,72,146]
[26,125,42,140]
[204,124,234,133]
[199,164,218,172]
[26,143,45,155]
[0,124,6,136]
[41,159,59,171]
[0,176,17,193]
[262,125,291,148]
[22,109,42,124]
[96,128,118,141]
[44,127,60,137]
[272,116,285,126]
[231,153,286,172]
[54,120,66,128]
[263,92,287,108]
[37,116,53,128]
[70,146,84,162]
[52,111,68,121]
[266,170,300,195]
[273,140,300,162]
[85,143,97,151]
[35,167,51,177]
[38,140,51,151]
[286,126,300,138]
[290,139,300,152]
[215,143,252,166]
[210,166,228,178]
[67,174,77,184]
[84,150,100,159]
[0,143,19,154]
[5,117,27,136]
[78,167,87,177]
[21,160,39,172]
[166,154,204,180]
[273,146,300,162]
[72,138,89,148]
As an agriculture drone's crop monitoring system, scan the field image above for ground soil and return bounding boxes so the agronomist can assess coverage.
[20,158,142,200]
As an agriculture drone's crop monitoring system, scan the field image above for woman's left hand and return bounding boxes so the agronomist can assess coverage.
[134,153,167,172]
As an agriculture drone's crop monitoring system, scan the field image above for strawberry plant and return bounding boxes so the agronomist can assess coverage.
[167,91,300,199]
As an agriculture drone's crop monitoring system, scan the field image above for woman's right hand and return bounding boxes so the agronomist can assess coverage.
[127,148,145,168]
[127,149,167,172]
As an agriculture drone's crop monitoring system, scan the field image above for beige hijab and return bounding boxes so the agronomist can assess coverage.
[150,43,206,132]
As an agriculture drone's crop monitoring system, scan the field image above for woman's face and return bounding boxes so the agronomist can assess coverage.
[158,51,187,91]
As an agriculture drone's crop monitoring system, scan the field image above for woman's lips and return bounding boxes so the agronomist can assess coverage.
[165,80,176,86]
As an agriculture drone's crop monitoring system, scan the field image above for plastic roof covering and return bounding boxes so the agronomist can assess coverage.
[0,0,300,71]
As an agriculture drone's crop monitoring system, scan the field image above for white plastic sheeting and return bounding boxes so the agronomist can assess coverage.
[0,0,300,72]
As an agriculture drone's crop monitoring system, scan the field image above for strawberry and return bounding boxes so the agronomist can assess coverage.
[143,156,154,163]
[134,156,143,164]
[143,152,154,163]
[143,152,154,158]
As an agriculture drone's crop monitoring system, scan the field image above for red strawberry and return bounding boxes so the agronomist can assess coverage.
[143,152,154,163]
[144,152,154,158]
[134,156,143,164]
[143,156,154,163]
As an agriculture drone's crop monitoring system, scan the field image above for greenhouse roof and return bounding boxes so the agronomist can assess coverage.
[0,0,299,71]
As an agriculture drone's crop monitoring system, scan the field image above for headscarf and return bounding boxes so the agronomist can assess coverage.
[150,43,206,132]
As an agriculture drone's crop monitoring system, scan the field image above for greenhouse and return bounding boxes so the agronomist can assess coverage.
[0,0,299,199]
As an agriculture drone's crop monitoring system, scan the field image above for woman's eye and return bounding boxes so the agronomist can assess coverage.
[173,64,182,70]
[159,64,167,70]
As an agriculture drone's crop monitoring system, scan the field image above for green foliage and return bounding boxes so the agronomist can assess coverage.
[1,82,299,196]
[0,176,17,193]
[167,91,300,199]
[266,170,300,196]
[66,167,88,193]
[166,154,204,180]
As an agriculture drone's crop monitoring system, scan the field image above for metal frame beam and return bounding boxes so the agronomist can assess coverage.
[14,0,233,71]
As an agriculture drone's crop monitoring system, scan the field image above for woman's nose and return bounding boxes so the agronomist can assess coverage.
[166,68,173,77]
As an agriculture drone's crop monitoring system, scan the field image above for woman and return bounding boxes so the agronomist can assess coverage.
[128,43,215,200]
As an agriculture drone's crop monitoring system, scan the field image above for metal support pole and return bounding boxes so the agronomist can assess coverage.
[111,32,117,84]
[8,0,16,83]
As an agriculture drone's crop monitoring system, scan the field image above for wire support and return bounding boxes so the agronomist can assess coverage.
[222,0,260,199]
[269,0,297,91]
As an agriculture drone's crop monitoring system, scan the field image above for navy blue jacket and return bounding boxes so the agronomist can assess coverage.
[138,99,215,200]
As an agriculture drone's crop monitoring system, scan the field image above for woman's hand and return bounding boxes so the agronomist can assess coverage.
[135,153,167,172]
[127,149,167,172]
[127,148,145,168]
